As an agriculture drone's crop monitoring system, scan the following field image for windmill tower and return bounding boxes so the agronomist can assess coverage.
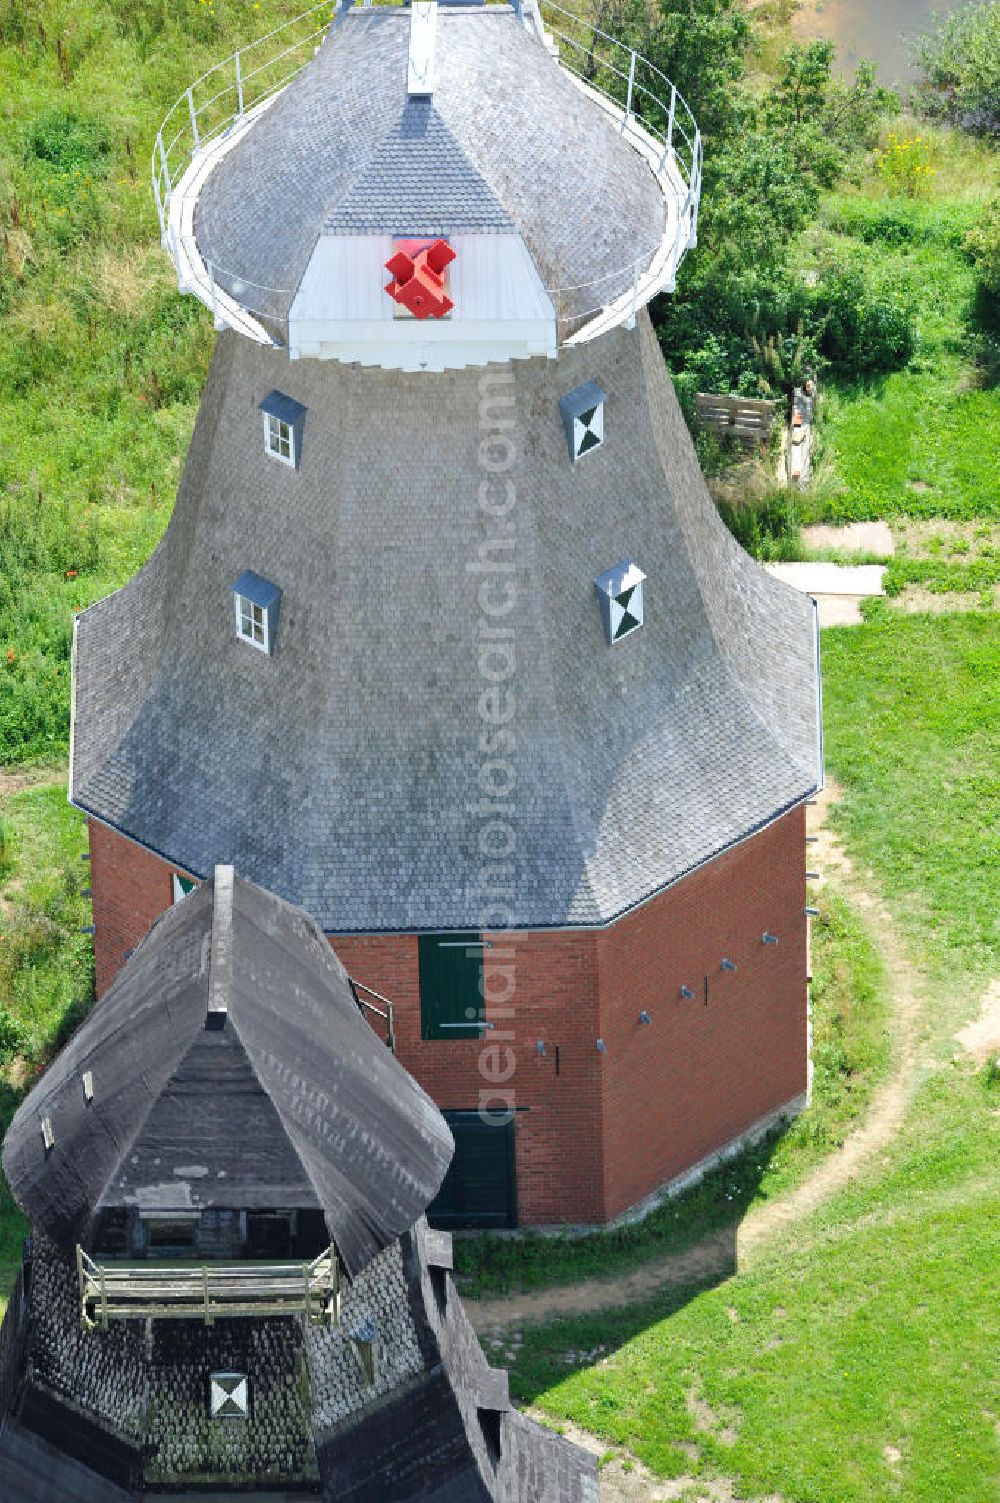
[70,0,822,1230]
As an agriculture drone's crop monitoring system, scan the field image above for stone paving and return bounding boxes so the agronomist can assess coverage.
[764,561,887,626]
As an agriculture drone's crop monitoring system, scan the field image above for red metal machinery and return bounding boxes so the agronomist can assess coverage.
[384,238,456,320]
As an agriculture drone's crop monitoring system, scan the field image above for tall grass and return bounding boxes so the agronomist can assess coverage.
[0,0,318,763]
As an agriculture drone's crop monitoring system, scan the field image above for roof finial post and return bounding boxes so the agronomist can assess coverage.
[407,2,437,98]
[207,865,235,1025]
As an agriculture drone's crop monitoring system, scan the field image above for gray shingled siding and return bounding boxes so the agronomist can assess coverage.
[27,1237,146,1443]
[195,8,665,324]
[305,1240,423,1433]
[26,1238,318,1486]
[72,316,819,934]
[8,1230,596,1500]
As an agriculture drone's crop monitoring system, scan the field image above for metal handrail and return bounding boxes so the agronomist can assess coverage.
[151,0,337,240]
[350,976,397,1053]
[152,0,701,340]
[537,0,702,196]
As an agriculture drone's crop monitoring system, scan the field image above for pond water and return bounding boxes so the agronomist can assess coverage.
[791,0,964,84]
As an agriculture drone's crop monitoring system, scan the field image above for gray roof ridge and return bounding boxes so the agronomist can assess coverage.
[212,895,341,1220]
[71,338,238,811]
[432,86,530,244]
[87,889,216,1218]
[637,319,820,783]
[95,1003,320,1214]
[695,565,820,784]
[322,97,514,236]
[484,463,607,922]
[647,440,816,786]
[316,100,403,213]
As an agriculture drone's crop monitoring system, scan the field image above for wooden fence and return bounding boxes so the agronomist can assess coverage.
[695,392,776,448]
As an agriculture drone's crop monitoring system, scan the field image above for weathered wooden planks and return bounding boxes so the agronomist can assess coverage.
[695,392,775,447]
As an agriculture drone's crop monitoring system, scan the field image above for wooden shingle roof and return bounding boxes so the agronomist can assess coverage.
[2,870,453,1276]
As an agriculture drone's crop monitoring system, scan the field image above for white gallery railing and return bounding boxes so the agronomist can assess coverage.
[151,0,702,342]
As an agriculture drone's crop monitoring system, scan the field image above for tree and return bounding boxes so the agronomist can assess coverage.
[628,0,753,146]
[768,40,836,127]
[912,0,1000,133]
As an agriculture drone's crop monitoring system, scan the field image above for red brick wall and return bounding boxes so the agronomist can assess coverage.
[88,819,197,999]
[334,929,606,1226]
[87,809,807,1226]
[596,808,808,1220]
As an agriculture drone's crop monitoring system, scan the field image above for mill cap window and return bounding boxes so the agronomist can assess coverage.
[232,571,282,656]
[259,390,306,469]
[594,560,646,644]
[559,380,607,463]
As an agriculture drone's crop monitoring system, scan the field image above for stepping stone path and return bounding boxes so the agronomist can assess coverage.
[764,561,887,626]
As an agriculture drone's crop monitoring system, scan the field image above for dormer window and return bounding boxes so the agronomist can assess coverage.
[559,381,607,463]
[594,560,646,644]
[259,391,306,469]
[232,571,281,655]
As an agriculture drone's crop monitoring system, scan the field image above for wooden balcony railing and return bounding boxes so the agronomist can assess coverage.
[76,1245,340,1331]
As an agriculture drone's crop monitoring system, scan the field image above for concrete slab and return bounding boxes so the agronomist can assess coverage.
[764,561,886,627]
[801,521,895,556]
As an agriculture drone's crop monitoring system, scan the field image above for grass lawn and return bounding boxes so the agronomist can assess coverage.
[508,610,1000,1502]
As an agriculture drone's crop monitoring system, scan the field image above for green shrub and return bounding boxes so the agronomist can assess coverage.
[0,817,13,879]
[965,199,1000,295]
[823,195,973,250]
[24,110,110,175]
[813,257,917,377]
[0,1011,28,1066]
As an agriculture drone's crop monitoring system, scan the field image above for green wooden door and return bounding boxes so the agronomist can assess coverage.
[418,932,485,1040]
[429,1110,517,1230]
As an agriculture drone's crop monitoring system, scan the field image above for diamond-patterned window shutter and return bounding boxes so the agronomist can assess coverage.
[594,561,646,645]
[210,1371,249,1420]
[559,381,607,463]
[574,402,603,458]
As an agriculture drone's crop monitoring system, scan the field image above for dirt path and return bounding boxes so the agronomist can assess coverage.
[0,763,65,798]
[468,784,924,1333]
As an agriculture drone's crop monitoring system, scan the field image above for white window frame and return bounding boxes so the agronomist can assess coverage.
[234,591,271,654]
[263,410,295,467]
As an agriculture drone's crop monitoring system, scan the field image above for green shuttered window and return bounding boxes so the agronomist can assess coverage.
[419,933,485,1040]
